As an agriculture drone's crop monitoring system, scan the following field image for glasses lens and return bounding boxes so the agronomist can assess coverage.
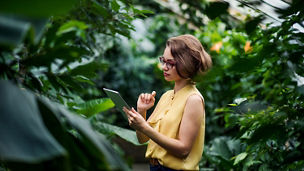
[166,63,173,69]
[159,56,165,65]
[159,56,175,69]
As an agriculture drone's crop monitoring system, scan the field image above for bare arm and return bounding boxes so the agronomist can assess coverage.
[124,94,204,158]
[134,91,157,144]
[135,110,149,143]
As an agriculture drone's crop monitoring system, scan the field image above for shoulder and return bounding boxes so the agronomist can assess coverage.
[183,94,205,121]
[186,94,203,105]
[185,94,204,113]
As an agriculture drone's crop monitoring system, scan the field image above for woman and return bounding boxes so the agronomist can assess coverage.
[123,34,212,171]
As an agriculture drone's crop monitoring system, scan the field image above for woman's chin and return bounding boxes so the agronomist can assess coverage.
[164,77,173,82]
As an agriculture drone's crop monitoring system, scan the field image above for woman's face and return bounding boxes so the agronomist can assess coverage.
[161,47,182,82]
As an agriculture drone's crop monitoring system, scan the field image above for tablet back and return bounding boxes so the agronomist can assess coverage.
[103,88,130,120]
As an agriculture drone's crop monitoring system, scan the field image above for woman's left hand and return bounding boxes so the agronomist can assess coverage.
[123,107,148,131]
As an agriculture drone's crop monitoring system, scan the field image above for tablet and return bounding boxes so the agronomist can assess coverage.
[103,88,131,119]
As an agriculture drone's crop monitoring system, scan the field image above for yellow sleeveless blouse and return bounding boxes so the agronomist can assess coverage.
[145,84,205,170]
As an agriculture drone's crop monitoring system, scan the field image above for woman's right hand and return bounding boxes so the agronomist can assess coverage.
[137,91,156,113]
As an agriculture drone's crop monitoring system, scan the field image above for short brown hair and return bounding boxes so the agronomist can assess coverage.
[166,34,212,79]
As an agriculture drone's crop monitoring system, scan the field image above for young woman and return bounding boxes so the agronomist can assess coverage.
[123,34,212,171]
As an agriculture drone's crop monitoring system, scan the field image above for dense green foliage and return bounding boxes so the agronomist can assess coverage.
[197,11,304,171]
[0,0,150,170]
[223,12,304,170]
[114,0,304,170]
[0,80,129,170]
[1,0,304,170]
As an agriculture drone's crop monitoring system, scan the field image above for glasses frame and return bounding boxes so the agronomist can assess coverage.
[158,56,176,69]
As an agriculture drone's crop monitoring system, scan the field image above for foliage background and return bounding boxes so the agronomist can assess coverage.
[1,0,304,170]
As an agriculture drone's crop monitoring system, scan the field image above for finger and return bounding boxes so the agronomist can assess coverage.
[122,106,129,112]
[123,107,130,113]
[152,91,156,97]
[129,117,134,123]
[140,93,144,100]
[147,94,151,103]
[151,95,155,103]
[127,110,137,118]
[139,93,143,103]
[144,93,149,103]
[131,107,137,113]
[123,107,128,114]
[132,108,143,119]
[128,117,131,124]
[124,108,132,117]
[142,93,146,103]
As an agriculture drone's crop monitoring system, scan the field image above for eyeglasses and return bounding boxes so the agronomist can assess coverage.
[158,56,176,69]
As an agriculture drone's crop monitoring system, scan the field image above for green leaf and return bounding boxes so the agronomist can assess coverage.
[57,20,89,40]
[92,1,110,18]
[0,80,67,163]
[139,10,154,14]
[132,7,153,18]
[69,61,108,78]
[36,96,88,170]
[234,98,247,105]
[0,15,47,47]
[205,1,229,20]
[245,16,265,35]
[74,75,95,85]
[248,124,286,144]
[229,55,263,73]
[57,20,88,34]
[38,96,130,171]
[111,0,120,12]
[210,137,233,161]
[0,0,78,17]
[46,73,64,91]
[58,75,83,91]
[230,101,268,114]
[22,46,88,68]
[75,98,115,117]
[244,160,262,168]
[94,122,142,146]
[233,152,248,165]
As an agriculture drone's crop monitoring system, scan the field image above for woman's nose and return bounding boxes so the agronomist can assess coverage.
[162,64,169,71]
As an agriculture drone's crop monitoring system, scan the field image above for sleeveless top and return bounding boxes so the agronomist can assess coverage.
[145,84,205,170]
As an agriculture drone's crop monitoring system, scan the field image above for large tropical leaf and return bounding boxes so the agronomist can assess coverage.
[0,80,130,170]
[49,102,129,171]
[0,80,67,163]
[36,96,92,170]
[74,98,115,117]
[205,136,245,169]
[94,121,143,146]
[68,61,109,78]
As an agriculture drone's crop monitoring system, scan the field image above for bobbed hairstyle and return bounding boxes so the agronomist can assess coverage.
[166,34,212,79]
